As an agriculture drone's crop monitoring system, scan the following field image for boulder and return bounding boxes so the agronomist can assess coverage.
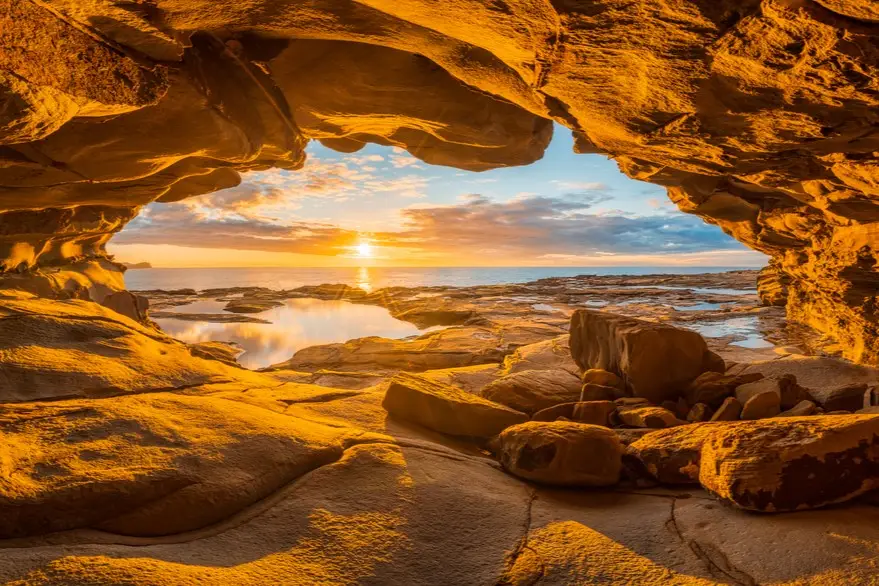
[580,383,626,402]
[685,371,764,408]
[740,391,781,420]
[481,369,582,415]
[497,421,622,486]
[531,401,615,426]
[580,368,625,391]
[686,403,714,422]
[571,401,616,427]
[531,403,576,422]
[617,406,679,429]
[100,291,150,323]
[382,373,527,438]
[807,383,870,413]
[702,350,727,374]
[569,310,710,403]
[735,375,809,410]
[710,397,743,421]
[628,423,717,485]
[699,416,879,512]
[776,400,817,418]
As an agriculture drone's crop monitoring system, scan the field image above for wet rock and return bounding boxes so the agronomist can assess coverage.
[710,397,743,421]
[481,369,582,415]
[776,400,817,418]
[223,299,283,314]
[615,397,651,408]
[628,423,717,484]
[700,415,879,512]
[808,383,870,413]
[580,368,624,391]
[382,373,527,438]
[740,391,781,420]
[497,421,622,487]
[569,310,710,403]
[686,403,714,422]
[580,383,626,402]
[685,371,764,408]
[616,406,679,429]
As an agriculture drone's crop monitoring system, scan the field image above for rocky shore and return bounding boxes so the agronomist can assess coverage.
[2,270,879,584]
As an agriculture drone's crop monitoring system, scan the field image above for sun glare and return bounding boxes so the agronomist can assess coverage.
[356,241,373,258]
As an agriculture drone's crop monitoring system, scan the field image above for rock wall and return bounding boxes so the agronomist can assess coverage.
[2,0,878,361]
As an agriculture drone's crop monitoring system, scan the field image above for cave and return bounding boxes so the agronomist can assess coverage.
[2,1,879,583]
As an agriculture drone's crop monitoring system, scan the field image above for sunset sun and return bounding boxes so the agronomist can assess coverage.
[356,241,373,258]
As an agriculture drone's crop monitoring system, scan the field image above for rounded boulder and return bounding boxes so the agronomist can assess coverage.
[497,421,622,486]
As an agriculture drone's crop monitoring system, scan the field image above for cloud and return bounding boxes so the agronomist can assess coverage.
[551,180,608,191]
[369,193,748,257]
[115,204,359,255]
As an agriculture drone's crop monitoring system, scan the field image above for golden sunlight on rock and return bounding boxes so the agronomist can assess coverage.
[3,1,879,584]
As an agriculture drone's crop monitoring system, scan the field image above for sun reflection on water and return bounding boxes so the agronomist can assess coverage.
[357,266,372,293]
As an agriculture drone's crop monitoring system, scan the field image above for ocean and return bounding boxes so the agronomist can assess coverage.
[125,266,761,292]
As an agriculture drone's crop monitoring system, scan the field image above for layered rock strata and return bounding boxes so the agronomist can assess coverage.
[1,1,879,359]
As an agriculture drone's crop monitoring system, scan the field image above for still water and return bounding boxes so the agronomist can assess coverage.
[156,298,426,369]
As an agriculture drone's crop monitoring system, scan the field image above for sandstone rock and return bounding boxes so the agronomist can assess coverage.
[532,402,576,422]
[615,397,651,408]
[570,310,711,403]
[735,374,809,411]
[702,350,726,374]
[686,371,764,408]
[497,421,622,487]
[100,290,150,323]
[740,391,782,420]
[382,373,527,438]
[614,428,658,446]
[776,400,817,418]
[700,416,879,512]
[532,401,615,426]
[617,406,679,429]
[223,299,283,314]
[0,392,350,538]
[571,401,616,427]
[757,263,790,307]
[710,397,743,421]
[580,383,626,402]
[481,369,582,415]
[628,423,717,485]
[580,368,624,390]
[808,383,870,413]
[499,335,579,376]
[0,291,261,402]
[686,403,714,423]
[271,326,518,372]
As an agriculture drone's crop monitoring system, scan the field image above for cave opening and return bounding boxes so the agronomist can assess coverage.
[2,1,879,582]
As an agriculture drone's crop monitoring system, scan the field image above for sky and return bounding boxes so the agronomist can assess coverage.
[110,124,767,268]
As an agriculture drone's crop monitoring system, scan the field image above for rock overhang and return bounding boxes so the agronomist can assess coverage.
[1,0,878,361]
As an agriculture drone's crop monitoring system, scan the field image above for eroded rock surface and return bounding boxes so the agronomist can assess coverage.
[0,0,877,360]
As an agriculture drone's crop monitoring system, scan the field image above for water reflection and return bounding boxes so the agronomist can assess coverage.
[688,316,774,348]
[155,298,424,369]
[357,266,372,293]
